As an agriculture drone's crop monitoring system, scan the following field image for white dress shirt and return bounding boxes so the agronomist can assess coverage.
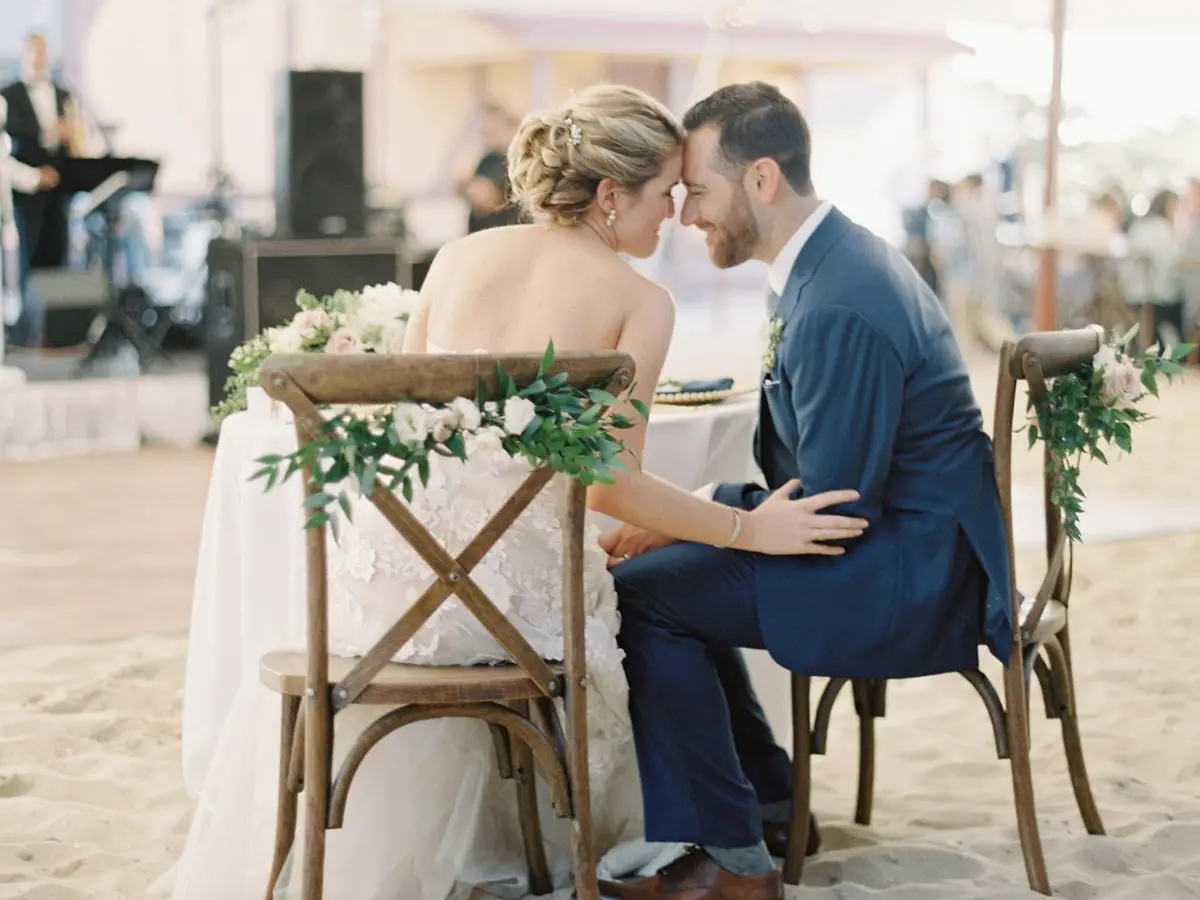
[692,201,833,501]
[0,96,45,195]
[24,77,61,150]
[766,201,833,296]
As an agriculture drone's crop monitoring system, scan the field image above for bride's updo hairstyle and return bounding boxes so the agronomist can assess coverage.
[507,84,684,226]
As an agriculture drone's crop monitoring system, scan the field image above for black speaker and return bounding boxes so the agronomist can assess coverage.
[29,265,109,348]
[275,70,366,239]
[203,236,411,410]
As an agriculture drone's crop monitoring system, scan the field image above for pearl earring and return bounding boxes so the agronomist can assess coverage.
[606,209,617,227]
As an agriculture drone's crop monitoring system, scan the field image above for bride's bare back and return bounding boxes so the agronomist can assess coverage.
[404,224,674,359]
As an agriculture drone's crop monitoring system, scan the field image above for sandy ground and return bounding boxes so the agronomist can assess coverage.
[0,350,1197,899]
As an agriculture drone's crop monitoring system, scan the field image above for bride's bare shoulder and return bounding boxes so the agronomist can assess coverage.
[613,265,675,320]
[440,224,542,255]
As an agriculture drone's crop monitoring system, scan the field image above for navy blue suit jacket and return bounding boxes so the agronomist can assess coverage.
[713,207,1012,678]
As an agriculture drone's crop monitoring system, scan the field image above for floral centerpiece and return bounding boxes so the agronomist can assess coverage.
[1027,325,1192,542]
[251,340,647,532]
[212,282,420,421]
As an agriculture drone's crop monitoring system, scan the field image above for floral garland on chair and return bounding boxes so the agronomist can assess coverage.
[1026,325,1192,542]
[212,282,420,421]
[250,340,647,533]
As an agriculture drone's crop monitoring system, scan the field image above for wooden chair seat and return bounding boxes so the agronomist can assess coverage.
[260,651,562,705]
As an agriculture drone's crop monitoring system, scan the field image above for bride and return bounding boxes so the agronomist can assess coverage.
[163,85,863,900]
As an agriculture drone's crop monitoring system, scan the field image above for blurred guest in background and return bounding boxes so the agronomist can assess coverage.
[1093,192,1124,238]
[944,173,1012,350]
[902,179,950,295]
[460,102,522,234]
[1178,178,1200,342]
[1120,189,1185,346]
[0,32,86,347]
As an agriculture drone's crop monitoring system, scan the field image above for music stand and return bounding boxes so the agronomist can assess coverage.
[60,157,164,374]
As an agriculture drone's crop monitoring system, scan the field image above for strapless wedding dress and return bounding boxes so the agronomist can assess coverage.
[159,341,651,900]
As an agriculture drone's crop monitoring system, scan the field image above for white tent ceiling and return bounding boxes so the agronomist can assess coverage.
[385,0,1200,33]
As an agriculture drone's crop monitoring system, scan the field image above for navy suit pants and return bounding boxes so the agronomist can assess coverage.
[613,541,792,847]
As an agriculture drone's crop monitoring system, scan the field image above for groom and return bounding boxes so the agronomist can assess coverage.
[599,83,1013,899]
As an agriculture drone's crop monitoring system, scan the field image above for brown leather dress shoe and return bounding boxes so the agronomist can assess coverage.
[762,812,821,859]
[598,847,782,900]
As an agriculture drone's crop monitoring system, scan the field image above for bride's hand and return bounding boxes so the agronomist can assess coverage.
[739,480,868,556]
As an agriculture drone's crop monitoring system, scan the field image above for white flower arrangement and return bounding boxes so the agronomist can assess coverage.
[213,282,420,420]
[1027,324,1193,541]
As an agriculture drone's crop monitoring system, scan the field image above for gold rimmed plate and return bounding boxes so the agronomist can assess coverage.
[653,385,755,406]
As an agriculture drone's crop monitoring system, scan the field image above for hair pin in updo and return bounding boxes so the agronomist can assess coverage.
[563,115,583,147]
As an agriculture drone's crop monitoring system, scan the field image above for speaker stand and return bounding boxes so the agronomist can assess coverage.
[73,197,174,377]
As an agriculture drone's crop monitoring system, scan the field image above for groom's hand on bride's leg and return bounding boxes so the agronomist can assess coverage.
[599,525,677,568]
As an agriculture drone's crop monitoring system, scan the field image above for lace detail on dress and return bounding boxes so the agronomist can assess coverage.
[326,341,632,791]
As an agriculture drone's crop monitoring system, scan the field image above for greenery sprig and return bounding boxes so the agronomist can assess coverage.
[1026,324,1192,542]
[250,340,647,531]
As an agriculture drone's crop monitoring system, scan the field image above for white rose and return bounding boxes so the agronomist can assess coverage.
[427,407,460,444]
[324,327,364,355]
[449,397,482,431]
[1101,359,1143,410]
[290,308,334,341]
[382,322,408,355]
[268,326,303,354]
[350,306,392,337]
[484,401,500,418]
[466,425,506,455]
[392,403,429,444]
[1091,343,1119,374]
[360,282,420,319]
[503,396,537,435]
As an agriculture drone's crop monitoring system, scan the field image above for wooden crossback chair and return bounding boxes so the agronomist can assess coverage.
[780,325,1108,894]
[255,350,635,900]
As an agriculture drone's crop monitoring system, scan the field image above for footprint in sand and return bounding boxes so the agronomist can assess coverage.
[0,772,34,798]
[32,689,103,715]
[112,661,160,681]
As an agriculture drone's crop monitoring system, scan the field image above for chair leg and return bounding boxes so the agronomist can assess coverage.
[510,701,553,895]
[851,680,884,826]
[301,696,332,900]
[265,695,302,900]
[1043,631,1105,835]
[1003,651,1051,895]
[782,674,812,886]
[564,695,597,900]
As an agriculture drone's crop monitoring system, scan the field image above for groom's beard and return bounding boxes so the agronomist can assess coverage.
[708,186,760,269]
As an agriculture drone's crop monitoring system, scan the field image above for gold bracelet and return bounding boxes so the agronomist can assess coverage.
[716,507,743,549]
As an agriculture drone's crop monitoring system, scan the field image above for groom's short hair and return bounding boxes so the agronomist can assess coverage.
[682,82,813,196]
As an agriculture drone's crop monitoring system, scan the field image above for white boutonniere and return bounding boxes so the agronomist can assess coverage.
[762,315,784,372]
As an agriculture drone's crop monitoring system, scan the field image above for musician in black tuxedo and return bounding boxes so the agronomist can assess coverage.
[0,32,85,347]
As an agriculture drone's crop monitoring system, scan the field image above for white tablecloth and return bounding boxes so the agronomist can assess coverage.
[181,395,789,796]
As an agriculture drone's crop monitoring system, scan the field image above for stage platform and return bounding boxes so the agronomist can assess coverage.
[0,348,209,461]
